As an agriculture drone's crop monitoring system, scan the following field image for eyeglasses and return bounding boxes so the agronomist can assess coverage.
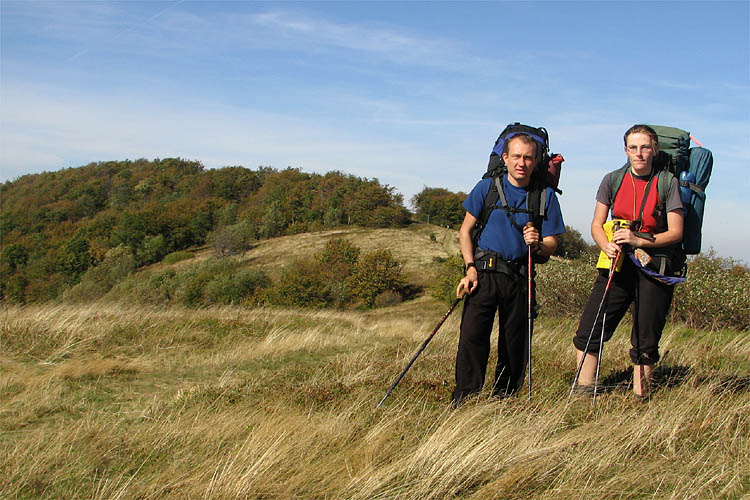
[626,145,653,154]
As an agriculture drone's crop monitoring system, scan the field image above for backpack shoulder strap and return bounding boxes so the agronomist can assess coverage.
[654,168,677,236]
[525,177,546,228]
[609,164,630,207]
[656,168,675,205]
[470,175,502,246]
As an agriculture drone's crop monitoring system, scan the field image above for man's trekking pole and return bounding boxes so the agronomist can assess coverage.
[376,297,462,408]
[526,223,535,402]
[569,249,620,401]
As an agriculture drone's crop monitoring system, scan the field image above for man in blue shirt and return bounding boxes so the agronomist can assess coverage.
[453,133,565,406]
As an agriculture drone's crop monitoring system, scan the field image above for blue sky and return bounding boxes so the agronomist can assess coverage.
[2,1,749,263]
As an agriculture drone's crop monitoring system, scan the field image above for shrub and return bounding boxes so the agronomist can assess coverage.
[208,221,254,257]
[268,239,360,309]
[285,221,308,235]
[107,258,268,307]
[671,252,750,330]
[264,239,406,309]
[535,256,597,318]
[139,234,168,264]
[429,254,465,304]
[271,259,332,308]
[319,238,360,273]
[107,269,178,304]
[203,268,268,305]
[350,249,406,307]
[163,251,194,265]
[3,274,29,304]
[63,245,136,302]
[175,259,236,307]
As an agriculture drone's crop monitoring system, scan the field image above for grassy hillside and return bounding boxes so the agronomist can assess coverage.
[2,226,749,499]
[1,161,412,304]
[2,301,748,499]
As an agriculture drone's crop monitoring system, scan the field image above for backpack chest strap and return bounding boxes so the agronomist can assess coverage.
[493,176,538,233]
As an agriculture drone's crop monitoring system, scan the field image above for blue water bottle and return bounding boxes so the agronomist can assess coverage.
[679,171,695,206]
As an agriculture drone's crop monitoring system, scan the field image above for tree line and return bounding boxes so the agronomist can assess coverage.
[1,159,410,303]
[1,158,594,304]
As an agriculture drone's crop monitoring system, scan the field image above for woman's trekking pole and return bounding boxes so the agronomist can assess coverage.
[568,250,620,401]
[376,297,462,408]
[593,308,608,406]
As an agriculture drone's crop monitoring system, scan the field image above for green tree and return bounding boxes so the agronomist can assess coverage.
[63,245,136,302]
[60,236,92,279]
[259,200,286,239]
[140,234,168,264]
[1,243,28,271]
[350,249,406,306]
[554,225,595,259]
[411,187,466,228]
[208,221,254,257]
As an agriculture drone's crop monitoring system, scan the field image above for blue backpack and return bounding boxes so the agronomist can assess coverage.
[648,126,713,255]
[471,123,565,264]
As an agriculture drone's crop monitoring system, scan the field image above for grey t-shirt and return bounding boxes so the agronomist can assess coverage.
[596,171,684,214]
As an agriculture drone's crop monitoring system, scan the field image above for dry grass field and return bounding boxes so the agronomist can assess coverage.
[2,226,748,499]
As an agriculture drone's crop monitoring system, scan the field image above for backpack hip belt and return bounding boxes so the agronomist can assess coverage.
[474,248,528,278]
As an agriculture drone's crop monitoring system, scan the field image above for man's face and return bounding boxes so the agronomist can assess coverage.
[502,137,539,187]
[625,132,656,171]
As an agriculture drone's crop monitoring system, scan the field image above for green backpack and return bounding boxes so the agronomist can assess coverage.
[610,125,713,275]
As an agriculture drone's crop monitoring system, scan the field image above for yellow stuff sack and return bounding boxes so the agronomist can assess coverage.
[596,219,628,271]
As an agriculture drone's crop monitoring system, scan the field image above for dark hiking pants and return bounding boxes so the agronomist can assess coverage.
[573,258,674,365]
[453,269,530,403]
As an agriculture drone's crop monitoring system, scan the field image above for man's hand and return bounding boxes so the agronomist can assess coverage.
[457,267,478,298]
[522,223,541,250]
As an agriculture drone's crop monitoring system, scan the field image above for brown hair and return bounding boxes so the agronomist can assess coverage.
[502,133,541,158]
[624,124,659,151]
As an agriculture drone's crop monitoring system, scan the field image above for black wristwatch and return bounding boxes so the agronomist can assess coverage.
[464,262,477,273]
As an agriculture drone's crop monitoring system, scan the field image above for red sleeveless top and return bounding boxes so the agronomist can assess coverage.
[611,171,662,234]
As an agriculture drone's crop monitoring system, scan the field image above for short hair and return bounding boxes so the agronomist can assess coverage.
[502,133,541,158]
[624,124,659,151]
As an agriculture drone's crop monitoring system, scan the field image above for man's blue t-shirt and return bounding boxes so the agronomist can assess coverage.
[463,175,566,261]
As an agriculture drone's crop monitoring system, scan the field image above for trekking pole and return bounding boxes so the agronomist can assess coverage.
[376,297,462,408]
[568,250,620,401]
[593,307,608,406]
[526,224,535,402]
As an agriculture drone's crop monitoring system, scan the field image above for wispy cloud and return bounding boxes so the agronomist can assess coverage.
[249,9,489,71]
[653,80,704,90]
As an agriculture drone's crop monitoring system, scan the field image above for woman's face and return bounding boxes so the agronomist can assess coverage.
[624,132,657,171]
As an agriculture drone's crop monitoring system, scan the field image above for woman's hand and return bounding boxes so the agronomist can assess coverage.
[612,228,641,248]
[602,240,622,259]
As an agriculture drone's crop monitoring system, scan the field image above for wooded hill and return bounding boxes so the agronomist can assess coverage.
[0,159,411,303]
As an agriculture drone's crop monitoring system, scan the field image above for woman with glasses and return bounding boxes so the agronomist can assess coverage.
[572,124,684,401]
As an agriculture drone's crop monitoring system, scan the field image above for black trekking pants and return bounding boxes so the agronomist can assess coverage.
[453,270,531,403]
[573,258,674,365]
